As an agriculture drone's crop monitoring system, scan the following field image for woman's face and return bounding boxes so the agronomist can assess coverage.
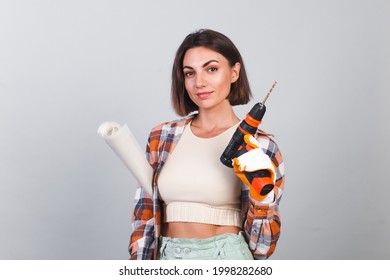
[182,46,240,112]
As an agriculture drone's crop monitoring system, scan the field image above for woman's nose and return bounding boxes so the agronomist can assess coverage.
[195,73,206,88]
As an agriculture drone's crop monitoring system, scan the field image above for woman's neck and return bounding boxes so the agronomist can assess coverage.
[191,105,240,138]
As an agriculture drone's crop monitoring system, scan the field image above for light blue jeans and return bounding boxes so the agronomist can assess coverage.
[158,231,253,260]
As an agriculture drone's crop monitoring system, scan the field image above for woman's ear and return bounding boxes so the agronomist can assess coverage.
[231,62,241,83]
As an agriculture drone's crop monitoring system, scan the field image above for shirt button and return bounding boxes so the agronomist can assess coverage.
[183,248,191,255]
[175,247,181,254]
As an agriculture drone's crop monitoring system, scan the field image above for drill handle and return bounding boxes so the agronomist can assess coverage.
[220,102,266,168]
[220,129,245,167]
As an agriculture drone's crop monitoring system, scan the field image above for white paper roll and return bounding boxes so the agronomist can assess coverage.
[98,121,153,196]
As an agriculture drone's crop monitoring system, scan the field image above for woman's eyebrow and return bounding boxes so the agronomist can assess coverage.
[183,59,219,70]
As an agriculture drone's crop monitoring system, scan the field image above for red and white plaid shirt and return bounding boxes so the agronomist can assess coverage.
[129,113,285,260]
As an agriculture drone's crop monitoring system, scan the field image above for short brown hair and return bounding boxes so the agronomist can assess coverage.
[171,29,252,116]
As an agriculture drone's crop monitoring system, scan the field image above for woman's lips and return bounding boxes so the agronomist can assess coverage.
[196,92,212,100]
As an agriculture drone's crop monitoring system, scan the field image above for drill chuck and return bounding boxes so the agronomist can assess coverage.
[220,102,266,167]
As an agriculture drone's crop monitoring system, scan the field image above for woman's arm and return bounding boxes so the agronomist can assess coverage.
[128,130,159,260]
[128,186,156,260]
[243,133,285,259]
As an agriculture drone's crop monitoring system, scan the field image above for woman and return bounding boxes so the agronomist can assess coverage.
[129,29,285,260]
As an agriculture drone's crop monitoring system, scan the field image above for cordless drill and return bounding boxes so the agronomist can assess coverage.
[220,82,277,199]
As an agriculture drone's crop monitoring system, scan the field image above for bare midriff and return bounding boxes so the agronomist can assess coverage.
[162,222,241,239]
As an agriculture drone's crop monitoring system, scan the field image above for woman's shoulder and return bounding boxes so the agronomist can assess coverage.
[255,129,283,162]
[255,129,274,141]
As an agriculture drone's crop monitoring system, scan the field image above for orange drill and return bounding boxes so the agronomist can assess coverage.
[220,82,276,167]
[220,82,277,199]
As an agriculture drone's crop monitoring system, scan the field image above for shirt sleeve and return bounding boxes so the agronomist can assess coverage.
[244,133,285,259]
[128,131,158,260]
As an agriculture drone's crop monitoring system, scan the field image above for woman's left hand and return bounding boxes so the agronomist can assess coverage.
[232,135,276,201]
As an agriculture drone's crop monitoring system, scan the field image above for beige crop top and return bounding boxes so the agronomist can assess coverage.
[158,121,243,227]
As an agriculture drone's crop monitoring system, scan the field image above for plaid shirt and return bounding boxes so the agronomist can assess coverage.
[128,113,285,260]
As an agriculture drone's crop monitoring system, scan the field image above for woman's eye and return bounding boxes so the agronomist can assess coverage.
[184,72,194,77]
[208,67,218,72]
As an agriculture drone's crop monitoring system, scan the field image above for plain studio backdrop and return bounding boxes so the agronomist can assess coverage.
[0,0,389,260]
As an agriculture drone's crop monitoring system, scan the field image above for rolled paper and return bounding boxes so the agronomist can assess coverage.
[98,121,153,196]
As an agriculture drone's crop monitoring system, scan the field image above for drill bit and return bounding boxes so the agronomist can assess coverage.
[262,81,277,105]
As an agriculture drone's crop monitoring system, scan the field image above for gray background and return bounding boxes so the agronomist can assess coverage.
[0,0,389,260]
